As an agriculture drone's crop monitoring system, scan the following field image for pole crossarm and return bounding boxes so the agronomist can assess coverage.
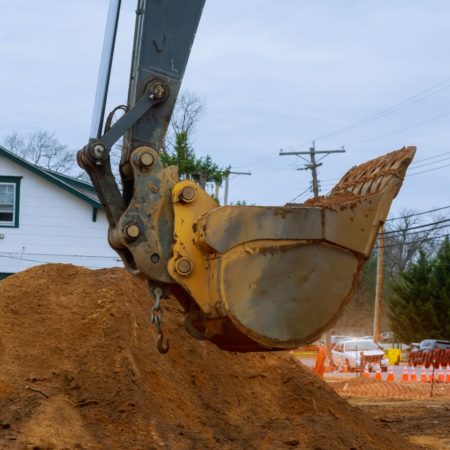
[229,170,252,176]
[280,150,345,156]
[279,142,346,198]
[224,169,251,205]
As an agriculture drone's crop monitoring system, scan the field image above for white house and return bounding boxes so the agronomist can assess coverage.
[0,145,122,280]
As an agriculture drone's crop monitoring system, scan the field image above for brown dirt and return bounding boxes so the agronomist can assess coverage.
[349,398,450,450]
[0,264,418,450]
[301,191,360,209]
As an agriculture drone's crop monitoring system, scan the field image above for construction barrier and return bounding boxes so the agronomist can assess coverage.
[409,349,450,368]
[323,364,450,383]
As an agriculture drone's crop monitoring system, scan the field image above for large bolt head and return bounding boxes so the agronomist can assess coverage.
[180,186,196,203]
[175,257,193,276]
[125,224,141,239]
[139,152,154,168]
[92,143,106,159]
[152,83,166,99]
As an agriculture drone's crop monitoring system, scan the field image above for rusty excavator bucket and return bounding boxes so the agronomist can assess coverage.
[74,0,417,353]
[78,2,416,353]
[83,140,415,352]
[166,146,415,351]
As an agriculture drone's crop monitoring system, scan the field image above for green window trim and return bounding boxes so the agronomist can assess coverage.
[0,176,21,228]
[0,272,13,281]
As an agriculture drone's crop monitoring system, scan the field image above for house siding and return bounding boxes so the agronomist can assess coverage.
[0,156,122,273]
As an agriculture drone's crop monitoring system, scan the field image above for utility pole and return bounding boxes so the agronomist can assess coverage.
[280,141,345,366]
[224,170,251,205]
[373,226,384,344]
[279,141,345,197]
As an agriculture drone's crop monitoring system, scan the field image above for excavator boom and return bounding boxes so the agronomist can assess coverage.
[78,1,415,352]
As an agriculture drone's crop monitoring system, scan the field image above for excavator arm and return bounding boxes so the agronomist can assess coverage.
[78,0,415,353]
[78,0,205,283]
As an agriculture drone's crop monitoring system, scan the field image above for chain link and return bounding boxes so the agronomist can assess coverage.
[150,287,169,354]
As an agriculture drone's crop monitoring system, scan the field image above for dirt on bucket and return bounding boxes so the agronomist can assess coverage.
[0,264,418,450]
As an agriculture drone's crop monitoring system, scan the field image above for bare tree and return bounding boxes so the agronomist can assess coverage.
[383,209,449,277]
[171,91,204,135]
[2,131,75,174]
[164,91,205,150]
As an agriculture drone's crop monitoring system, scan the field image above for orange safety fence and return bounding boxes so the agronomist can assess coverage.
[409,349,450,368]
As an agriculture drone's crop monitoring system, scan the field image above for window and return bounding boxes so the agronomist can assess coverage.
[0,177,21,228]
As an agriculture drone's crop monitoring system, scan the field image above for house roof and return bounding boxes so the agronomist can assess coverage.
[0,145,101,208]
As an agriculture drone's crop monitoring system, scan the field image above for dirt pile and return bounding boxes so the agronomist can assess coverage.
[0,264,417,450]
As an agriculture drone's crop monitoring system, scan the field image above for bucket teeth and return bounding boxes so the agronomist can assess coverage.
[331,146,416,198]
[300,146,416,257]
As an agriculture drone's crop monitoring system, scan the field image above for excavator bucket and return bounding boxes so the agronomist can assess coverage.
[77,0,415,353]
[168,146,416,351]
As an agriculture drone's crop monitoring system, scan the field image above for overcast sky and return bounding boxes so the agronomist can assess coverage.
[1,1,450,214]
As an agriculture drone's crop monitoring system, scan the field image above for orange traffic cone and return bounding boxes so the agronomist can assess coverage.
[438,365,445,383]
[401,363,409,382]
[362,363,370,378]
[409,365,417,382]
[387,366,395,382]
[446,365,450,383]
[420,366,427,383]
[374,365,382,380]
[428,367,434,383]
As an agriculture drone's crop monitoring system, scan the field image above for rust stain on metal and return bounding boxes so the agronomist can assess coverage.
[272,207,292,219]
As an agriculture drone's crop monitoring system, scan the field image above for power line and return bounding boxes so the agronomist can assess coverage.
[414,151,450,164]
[376,232,449,250]
[288,186,311,203]
[0,254,50,264]
[409,156,450,170]
[385,223,450,238]
[233,151,279,169]
[386,205,450,221]
[347,110,450,146]
[407,162,450,177]
[381,218,450,235]
[313,75,450,142]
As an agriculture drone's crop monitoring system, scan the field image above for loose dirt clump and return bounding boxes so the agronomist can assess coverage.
[0,264,417,449]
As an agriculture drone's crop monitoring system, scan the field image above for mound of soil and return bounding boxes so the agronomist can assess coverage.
[0,264,417,450]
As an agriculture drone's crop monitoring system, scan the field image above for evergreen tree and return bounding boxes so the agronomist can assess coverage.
[389,239,450,342]
[160,130,229,188]
[429,238,450,337]
[161,131,198,177]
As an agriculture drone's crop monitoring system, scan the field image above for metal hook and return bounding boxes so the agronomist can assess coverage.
[157,333,170,354]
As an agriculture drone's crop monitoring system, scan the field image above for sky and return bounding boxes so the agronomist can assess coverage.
[1,0,450,215]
